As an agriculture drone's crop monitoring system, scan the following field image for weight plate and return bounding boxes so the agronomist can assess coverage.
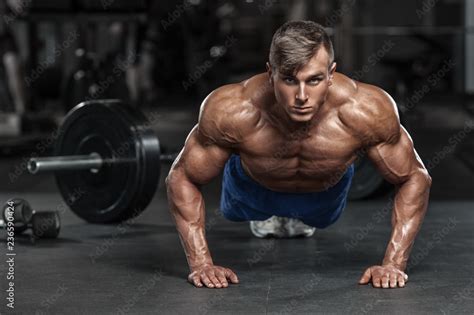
[54,100,160,223]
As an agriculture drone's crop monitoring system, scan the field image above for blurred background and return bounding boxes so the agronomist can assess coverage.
[0,0,473,200]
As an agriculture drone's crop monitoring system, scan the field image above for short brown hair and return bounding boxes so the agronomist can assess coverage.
[269,20,334,75]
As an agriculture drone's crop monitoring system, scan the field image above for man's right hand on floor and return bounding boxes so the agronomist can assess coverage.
[188,264,239,288]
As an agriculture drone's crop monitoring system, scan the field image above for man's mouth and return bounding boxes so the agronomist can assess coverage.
[291,106,312,113]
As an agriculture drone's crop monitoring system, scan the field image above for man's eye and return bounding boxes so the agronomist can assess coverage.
[309,78,321,84]
[284,78,295,84]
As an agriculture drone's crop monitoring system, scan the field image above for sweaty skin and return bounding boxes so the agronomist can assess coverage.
[166,48,431,289]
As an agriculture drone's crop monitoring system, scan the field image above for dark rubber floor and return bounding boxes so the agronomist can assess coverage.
[1,189,473,314]
[1,101,473,314]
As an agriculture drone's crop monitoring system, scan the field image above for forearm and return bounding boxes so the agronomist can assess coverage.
[166,170,213,271]
[382,171,431,270]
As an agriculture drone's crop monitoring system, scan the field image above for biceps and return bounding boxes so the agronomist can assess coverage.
[367,127,425,185]
[175,126,232,185]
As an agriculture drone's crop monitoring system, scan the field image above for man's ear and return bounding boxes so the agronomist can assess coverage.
[328,62,336,85]
[266,62,274,85]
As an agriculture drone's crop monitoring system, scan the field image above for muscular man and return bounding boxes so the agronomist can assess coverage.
[166,21,432,289]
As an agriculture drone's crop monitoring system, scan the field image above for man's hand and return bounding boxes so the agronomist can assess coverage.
[358,265,408,288]
[188,264,239,288]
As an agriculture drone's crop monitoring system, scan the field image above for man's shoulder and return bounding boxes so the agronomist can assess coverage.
[334,75,401,145]
[199,80,261,125]
[197,80,261,144]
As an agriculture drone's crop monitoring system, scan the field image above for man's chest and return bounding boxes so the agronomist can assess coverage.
[241,117,359,160]
[237,117,361,181]
[239,122,359,192]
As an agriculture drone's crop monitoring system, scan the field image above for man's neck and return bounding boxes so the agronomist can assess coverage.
[264,102,316,138]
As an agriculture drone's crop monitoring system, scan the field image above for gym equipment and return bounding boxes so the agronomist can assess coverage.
[348,156,391,200]
[2,198,60,239]
[0,113,21,137]
[27,99,178,223]
[2,198,33,234]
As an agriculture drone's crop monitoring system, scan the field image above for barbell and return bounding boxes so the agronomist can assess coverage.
[27,99,178,223]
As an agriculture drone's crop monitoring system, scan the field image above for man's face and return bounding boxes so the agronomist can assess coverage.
[268,48,336,123]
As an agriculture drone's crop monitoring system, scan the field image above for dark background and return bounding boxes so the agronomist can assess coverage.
[0,0,472,199]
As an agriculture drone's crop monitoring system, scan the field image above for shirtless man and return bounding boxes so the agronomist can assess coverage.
[166,21,432,289]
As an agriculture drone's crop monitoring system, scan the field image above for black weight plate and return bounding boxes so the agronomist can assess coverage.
[348,155,391,200]
[54,100,160,223]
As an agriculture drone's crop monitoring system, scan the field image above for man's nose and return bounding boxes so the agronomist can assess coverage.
[296,84,308,103]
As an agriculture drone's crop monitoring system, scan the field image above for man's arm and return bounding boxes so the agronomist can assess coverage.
[354,87,432,289]
[166,87,242,289]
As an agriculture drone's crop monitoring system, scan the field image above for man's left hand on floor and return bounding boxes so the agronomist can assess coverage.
[358,265,408,288]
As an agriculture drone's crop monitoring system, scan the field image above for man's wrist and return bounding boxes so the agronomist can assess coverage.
[189,259,214,272]
[382,260,406,271]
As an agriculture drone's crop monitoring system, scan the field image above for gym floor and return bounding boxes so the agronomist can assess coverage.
[1,101,473,314]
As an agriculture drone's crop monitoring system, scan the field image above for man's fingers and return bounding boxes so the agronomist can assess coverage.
[359,268,372,284]
[389,274,398,288]
[189,266,238,288]
[397,275,406,287]
[359,268,371,284]
[215,270,229,287]
[360,266,408,289]
[225,268,239,283]
[381,274,390,288]
[208,272,222,288]
[372,276,381,288]
[201,273,214,288]
[188,266,238,288]
[189,274,203,288]
[193,276,203,288]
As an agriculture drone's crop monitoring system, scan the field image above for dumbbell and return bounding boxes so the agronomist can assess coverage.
[2,198,60,239]
[27,99,178,223]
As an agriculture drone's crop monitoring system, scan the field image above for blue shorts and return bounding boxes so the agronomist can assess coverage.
[220,155,354,228]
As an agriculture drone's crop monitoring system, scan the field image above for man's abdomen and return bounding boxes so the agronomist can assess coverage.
[219,154,355,228]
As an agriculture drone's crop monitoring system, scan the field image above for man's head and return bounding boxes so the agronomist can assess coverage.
[267,20,336,123]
